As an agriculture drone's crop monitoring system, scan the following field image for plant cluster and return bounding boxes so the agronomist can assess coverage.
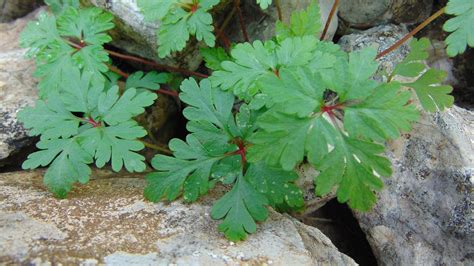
[19,0,471,240]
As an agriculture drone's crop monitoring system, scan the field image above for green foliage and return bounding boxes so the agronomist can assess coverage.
[125,71,171,92]
[245,50,419,210]
[137,0,219,58]
[200,47,231,71]
[20,5,114,97]
[443,0,474,57]
[144,78,304,240]
[275,0,321,41]
[210,36,342,99]
[256,0,272,9]
[405,69,454,112]
[44,0,80,15]
[389,38,454,112]
[18,69,156,197]
[19,0,460,242]
[211,174,269,241]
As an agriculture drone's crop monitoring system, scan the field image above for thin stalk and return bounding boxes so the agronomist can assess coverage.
[141,140,173,155]
[107,64,129,78]
[105,49,209,78]
[214,24,232,50]
[376,7,446,59]
[156,89,179,97]
[320,0,339,40]
[65,39,208,78]
[235,0,250,42]
[216,5,237,39]
[107,64,179,97]
[275,0,283,21]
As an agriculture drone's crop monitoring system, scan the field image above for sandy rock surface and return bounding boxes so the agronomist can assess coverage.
[0,170,356,265]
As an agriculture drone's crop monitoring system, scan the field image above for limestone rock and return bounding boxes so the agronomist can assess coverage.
[296,163,336,215]
[0,170,356,265]
[79,0,338,69]
[337,22,473,265]
[0,10,41,163]
[338,24,410,76]
[79,0,230,70]
[0,0,42,23]
[231,0,338,42]
[356,106,474,265]
[338,0,433,29]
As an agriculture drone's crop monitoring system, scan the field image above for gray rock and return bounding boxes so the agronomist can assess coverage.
[296,163,336,215]
[0,170,357,265]
[338,24,410,76]
[79,0,338,70]
[0,211,67,261]
[0,10,40,163]
[79,0,230,70]
[339,0,433,29]
[231,0,338,42]
[337,21,473,265]
[356,106,474,265]
[0,0,42,23]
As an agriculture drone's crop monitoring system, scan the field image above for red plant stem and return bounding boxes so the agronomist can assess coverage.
[83,117,102,127]
[320,0,339,40]
[224,139,248,172]
[321,103,343,114]
[235,0,250,42]
[66,39,83,50]
[273,68,280,77]
[190,2,199,13]
[107,64,179,97]
[140,140,172,155]
[215,25,232,50]
[157,89,179,97]
[236,140,247,167]
[66,39,208,78]
[216,5,236,39]
[376,7,446,59]
[108,64,129,78]
[105,49,209,78]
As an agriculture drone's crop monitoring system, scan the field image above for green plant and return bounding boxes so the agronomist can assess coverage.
[19,0,471,241]
[18,3,169,197]
[443,0,474,56]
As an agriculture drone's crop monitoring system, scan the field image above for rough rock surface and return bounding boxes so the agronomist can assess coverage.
[80,0,231,70]
[0,170,357,265]
[0,0,42,23]
[0,10,40,163]
[337,22,473,265]
[356,106,474,265]
[233,0,338,42]
[296,164,336,215]
[80,0,338,69]
[338,24,410,76]
[338,0,433,29]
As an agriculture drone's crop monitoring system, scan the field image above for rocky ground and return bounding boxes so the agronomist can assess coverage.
[0,0,473,265]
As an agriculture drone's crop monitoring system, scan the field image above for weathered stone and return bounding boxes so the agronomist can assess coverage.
[231,0,338,42]
[339,0,433,29]
[337,22,473,265]
[356,106,474,265]
[79,0,231,70]
[296,163,336,215]
[0,0,42,23]
[338,24,410,77]
[0,170,356,265]
[79,0,338,70]
[0,10,41,163]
